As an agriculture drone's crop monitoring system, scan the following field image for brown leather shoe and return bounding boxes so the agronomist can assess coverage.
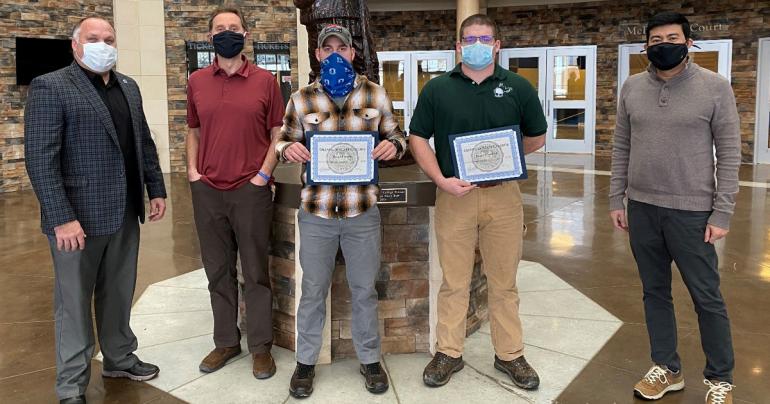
[289,362,315,398]
[494,355,540,390]
[199,346,241,373]
[423,352,464,387]
[359,362,389,394]
[252,352,276,379]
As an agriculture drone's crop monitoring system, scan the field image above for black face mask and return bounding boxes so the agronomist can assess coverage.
[646,42,689,71]
[212,31,244,58]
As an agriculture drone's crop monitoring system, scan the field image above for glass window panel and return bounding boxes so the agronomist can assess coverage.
[629,50,719,76]
[417,58,448,94]
[629,53,648,76]
[507,57,539,90]
[690,51,719,73]
[392,108,405,131]
[379,61,405,102]
[553,109,585,140]
[553,55,586,100]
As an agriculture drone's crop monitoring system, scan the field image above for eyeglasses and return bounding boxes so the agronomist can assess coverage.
[461,35,495,45]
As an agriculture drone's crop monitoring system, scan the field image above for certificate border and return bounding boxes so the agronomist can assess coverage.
[305,131,379,185]
[448,125,528,183]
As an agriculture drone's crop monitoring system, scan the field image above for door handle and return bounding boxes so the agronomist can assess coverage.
[546,99,551,117]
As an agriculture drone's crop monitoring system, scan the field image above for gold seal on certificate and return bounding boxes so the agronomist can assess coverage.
[448,126,528,183]
[306,131,379,185]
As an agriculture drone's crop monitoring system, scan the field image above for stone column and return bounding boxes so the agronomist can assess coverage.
[113,0,171,173]
[456,0,482,39]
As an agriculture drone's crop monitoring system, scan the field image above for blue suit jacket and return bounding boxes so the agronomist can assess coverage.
[24,63,167,236]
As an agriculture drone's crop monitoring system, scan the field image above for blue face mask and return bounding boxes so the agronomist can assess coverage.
[461,42,494,71]
[320,52,356,97]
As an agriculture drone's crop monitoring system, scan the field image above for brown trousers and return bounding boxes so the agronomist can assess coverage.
[191,180,274,353]
[434,181,525,361]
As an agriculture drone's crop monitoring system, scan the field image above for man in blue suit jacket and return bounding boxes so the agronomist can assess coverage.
[24,17,167,404]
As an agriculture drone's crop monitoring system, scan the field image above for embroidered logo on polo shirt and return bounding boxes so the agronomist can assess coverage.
[494,82,513,98]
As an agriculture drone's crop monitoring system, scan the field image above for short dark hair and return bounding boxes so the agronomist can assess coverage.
[208,7,248,32]
[459,14,498,39]
[646,11,690,42]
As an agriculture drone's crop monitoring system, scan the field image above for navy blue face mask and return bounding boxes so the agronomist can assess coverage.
[320,52,356,97]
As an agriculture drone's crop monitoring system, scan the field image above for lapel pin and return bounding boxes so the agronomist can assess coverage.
[122,79,127,83]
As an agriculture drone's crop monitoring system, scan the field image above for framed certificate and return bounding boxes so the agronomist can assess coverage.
[448,125,528,184]
[305,131,379,185]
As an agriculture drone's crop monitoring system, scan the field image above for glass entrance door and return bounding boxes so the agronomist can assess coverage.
[756,38,770,164]
[618,40,733,88]
[378,50,455,135]
[500,46,597,154]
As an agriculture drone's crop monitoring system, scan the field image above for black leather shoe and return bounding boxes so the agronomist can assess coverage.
[289,362,315,398]
[359,362,389,394]
[60,395,86,404]
[423,352,464,387]
[494,355,540,390]
[102,359,160,381]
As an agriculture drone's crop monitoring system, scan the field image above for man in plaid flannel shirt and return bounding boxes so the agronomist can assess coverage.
[275,24,406,399]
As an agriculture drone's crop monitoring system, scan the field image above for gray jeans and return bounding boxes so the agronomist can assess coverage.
[296,206,381,365]
[48,209,140,399]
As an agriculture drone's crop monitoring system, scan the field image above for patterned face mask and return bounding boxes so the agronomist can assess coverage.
[320,52,356,98]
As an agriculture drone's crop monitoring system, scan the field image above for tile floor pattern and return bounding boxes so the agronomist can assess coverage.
[2,155,769,403]
[101,262,621,404]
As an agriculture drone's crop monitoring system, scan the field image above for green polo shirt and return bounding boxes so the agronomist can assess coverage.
[410,63,547,178]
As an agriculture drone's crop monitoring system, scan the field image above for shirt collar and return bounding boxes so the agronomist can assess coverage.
[78,63,116,87]
[647,57,697,84]
[450,63,506,82]
[212,54,251,78]
[311,73,367,94]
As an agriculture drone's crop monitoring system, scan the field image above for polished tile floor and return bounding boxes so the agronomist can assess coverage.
[92,261,621,403]
[1,155,768,403]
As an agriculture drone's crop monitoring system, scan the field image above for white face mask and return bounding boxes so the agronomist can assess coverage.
[80,42,117,73]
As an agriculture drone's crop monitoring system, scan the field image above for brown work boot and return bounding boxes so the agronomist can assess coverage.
[494,355,540,390]
[359,362,389,394]
[199,345,241,373]
[633,364,684,400]
[289,362,315,398]
[704,379,734,404]
[422,352,464,387]
[252,352,277,379]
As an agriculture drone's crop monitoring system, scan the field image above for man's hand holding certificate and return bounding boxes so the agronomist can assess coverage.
[286,131,380,185]
[448,126,528,184]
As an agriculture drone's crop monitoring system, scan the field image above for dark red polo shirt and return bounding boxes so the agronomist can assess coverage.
[187,55,285,190]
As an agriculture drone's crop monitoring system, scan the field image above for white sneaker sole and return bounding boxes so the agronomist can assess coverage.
[102,369,159,382]
[634,381,685,400]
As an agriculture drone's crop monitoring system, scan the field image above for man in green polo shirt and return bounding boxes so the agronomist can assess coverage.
[409,14,547,390]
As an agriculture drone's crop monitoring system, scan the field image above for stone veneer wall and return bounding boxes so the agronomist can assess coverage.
[163,1,299,174]
[267,205,298,351]
[371,0,770,161]
[332,206,431,358]
[0,1,114,192]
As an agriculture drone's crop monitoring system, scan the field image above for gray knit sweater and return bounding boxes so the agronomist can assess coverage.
[609,61,741,229]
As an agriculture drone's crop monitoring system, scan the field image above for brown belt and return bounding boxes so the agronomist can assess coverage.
[477,181,503,189]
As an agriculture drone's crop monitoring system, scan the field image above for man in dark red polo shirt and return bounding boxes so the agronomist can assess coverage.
[186,7,285,379]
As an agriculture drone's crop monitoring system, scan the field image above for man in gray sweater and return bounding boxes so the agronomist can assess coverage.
[609,12,740,404]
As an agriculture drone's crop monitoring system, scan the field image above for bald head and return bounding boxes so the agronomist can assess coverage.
[71,17,117,75]
[72,17,115,44]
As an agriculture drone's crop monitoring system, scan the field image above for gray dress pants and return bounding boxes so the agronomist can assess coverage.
[48,207,140,399]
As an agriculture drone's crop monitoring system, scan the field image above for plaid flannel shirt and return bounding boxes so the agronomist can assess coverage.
[276,75,406,219]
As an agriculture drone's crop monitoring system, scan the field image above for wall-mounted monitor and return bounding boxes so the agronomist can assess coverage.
[16,37,73,85]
